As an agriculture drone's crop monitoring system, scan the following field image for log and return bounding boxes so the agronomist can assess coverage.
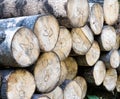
[97,26,117,51]
[0,14,59,52]
[100,49,120,68]
[63,57,78,80]
[103,68,117,92]
[103,0,119,25]
[74,76,87,99]
[83,60,106,86]
[76,41,100,66]
[116,75,120,92]
[90,3,104,35]
[71,25,94,55]
[63,80,82,99]
[0,69,35,99]
[67,0,89,27]
[0,27,40,67]
[34,52,61,93]
[58,61,68,86]
[45,86,63,99]
[53,26,72,61]
[32,95,50,99]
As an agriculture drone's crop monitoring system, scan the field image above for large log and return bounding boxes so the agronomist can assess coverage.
[0,14,59,52]
[0,27,40,67]
[63,57,78,80]
[97,26,117,51]
[34,52,61,93]
[53,26,72,61]
[45,86,63,99]
[74,76,87,99]
[103,0,119,25]
[83,60,106,86]
[71,25,94,55]
[100,49,120,69]
[90,3,104,35]
[76,41,100,66]
[103,68,117,92]
[0,69,35,99]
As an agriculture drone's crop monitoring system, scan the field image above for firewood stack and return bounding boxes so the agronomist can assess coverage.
[0,0,119,99]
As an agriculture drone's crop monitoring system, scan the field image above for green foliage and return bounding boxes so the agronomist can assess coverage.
[87,95,100,99]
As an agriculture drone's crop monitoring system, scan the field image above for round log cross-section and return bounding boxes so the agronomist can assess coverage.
[34,52,61,93]
[0,27,40,67]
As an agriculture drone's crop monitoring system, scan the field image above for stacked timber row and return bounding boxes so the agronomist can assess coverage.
[0,0,119,99]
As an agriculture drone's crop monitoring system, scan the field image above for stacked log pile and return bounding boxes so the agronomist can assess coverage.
[0,0,119,99]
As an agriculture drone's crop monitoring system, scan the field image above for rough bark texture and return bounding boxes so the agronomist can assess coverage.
[34,52,61,93]
[53,26,72,61]
[71,25,94,55]
[76,41,100,66]
[63,57,78,80]
[0,69,35,99]
[0,27,40,67]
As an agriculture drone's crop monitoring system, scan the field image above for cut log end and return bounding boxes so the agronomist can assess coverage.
[7,70,35,99]
[34,15,59,52]
[34,52,61,93]
[67,0,89,27]
[90,3,104,35]
[12,27,40,67]
[53,27,72,61]
[93,60,106,86]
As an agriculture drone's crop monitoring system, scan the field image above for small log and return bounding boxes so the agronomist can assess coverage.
[0,14,59,52]
[45,86,63,99]
[100,49,120,68]
[103,0,119,25]
[58,61,68,86]
[71,25,94,55]
[90,3,104,35]
[74,76,87,99]
[64,80,82,99]
[0,69,35,99]
[116,75,120,92]
[63,57,78,80]
[76,41,100,66]
[97,26,117,51]
[53,26,72,61]
[0,27,40,67]
[103,68,117,92]
[34,52,61,93]
[83,60,106,86]
[32,95,50,99]
[67,0,89,27]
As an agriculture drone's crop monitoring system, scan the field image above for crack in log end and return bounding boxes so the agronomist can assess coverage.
[44,0,54,15]
[0,30,6,44]
[15,0,27,15]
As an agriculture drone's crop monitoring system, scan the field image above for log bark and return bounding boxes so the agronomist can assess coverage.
[71,25,94,55]
[90,3,104,35]
[76,41,100,66]
[83,60,106,86]
[32,95,50,99]
[63,57,78,80]
[53,26,72,61]
[103,0,119,25]
[103,68,117,92]
[0,27,40,67]
[45,86,63,99]
[63,80,83,99]
[0,69,35,99]
[74,76,87,99]
[116,75,120,92]
[97,25,117,51]
[100,49,120,68]
[34,52,61,93]
[0,14,59,52]
[58,61,68,86]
